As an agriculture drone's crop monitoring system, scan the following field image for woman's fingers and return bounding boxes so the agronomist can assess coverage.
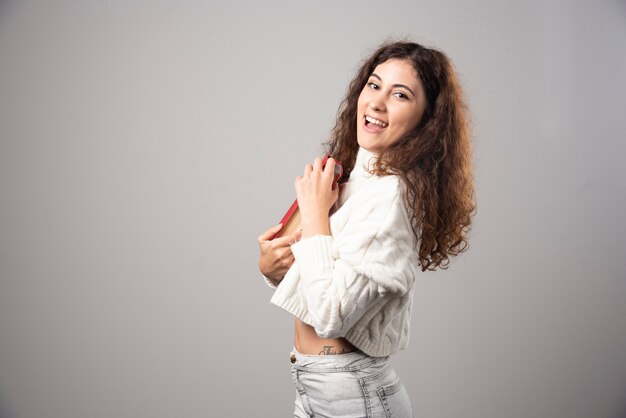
[312,157,323,172]
[282,253,295,269]
[272,231,299,247]
[258,226,302,250]
[259,238,295,277]
[300,157,336,187]
[257,223,283,243]
[324,157,335,173]
[291,229,303,243]
[282,229,302,246]
[323,158,336,182]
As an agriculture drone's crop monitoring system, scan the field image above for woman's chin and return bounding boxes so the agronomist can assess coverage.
[357,135,382,153]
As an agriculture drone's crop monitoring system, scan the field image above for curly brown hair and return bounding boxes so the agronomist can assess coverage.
[326,40,476,271]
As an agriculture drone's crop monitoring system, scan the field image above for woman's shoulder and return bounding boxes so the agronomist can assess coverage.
[331,171,416,249]
[338,173,406,219]
[355,171,402,199]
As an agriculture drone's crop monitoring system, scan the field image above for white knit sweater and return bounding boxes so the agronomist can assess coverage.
[268,147,419,357]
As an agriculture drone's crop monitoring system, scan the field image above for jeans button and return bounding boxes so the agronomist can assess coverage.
[290,353,296,364]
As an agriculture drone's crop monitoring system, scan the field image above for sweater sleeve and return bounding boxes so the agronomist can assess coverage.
[290,182,417,339]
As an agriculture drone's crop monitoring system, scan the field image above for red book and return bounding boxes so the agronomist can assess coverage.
[272,156,343,239]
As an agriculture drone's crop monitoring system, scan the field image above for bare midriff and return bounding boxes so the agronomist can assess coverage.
[294,319,356,355]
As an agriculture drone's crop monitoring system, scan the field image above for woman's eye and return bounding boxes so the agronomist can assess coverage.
[394,92,408,99]
[368,82,379,90]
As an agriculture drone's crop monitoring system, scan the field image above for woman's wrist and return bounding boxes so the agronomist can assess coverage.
[300,214,330,238]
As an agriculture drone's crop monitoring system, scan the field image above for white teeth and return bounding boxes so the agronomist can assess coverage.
[365,116,388,127]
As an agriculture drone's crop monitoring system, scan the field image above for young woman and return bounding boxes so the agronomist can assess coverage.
[258,40,475,418]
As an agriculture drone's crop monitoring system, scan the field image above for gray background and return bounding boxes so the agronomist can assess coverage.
[1,0,625,417]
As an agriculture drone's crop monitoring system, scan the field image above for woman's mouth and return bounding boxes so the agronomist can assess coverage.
[365,116,388,127]
[364,115,388,132]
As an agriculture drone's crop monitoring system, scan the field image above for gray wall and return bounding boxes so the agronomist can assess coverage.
[1,1,625,417]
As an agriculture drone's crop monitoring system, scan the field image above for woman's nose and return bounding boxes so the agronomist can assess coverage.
[368,97,386,112]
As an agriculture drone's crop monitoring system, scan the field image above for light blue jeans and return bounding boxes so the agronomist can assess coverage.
[290,347,413,417]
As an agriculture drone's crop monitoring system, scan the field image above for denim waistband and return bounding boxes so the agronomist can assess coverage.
[290,346,389,372]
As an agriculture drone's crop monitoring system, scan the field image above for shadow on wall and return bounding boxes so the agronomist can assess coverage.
[1,2,21,415]
[0,0,16,27]
[0,388,19,418]
[614,397,626,418]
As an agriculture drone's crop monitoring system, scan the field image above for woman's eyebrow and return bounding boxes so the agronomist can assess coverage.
[371,73,416,97]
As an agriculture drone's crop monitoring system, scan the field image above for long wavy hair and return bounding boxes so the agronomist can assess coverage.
[326,40,476,271]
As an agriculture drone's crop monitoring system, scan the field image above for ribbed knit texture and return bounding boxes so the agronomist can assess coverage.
[269,147,419,357]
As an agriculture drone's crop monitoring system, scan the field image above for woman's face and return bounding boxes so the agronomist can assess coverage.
[356,59,426,153]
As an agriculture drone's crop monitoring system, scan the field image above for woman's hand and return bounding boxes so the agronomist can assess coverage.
[295,157,340,238]
[258,223,302,284]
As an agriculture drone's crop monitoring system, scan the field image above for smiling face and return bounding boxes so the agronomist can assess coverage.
[356,59,427,153]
